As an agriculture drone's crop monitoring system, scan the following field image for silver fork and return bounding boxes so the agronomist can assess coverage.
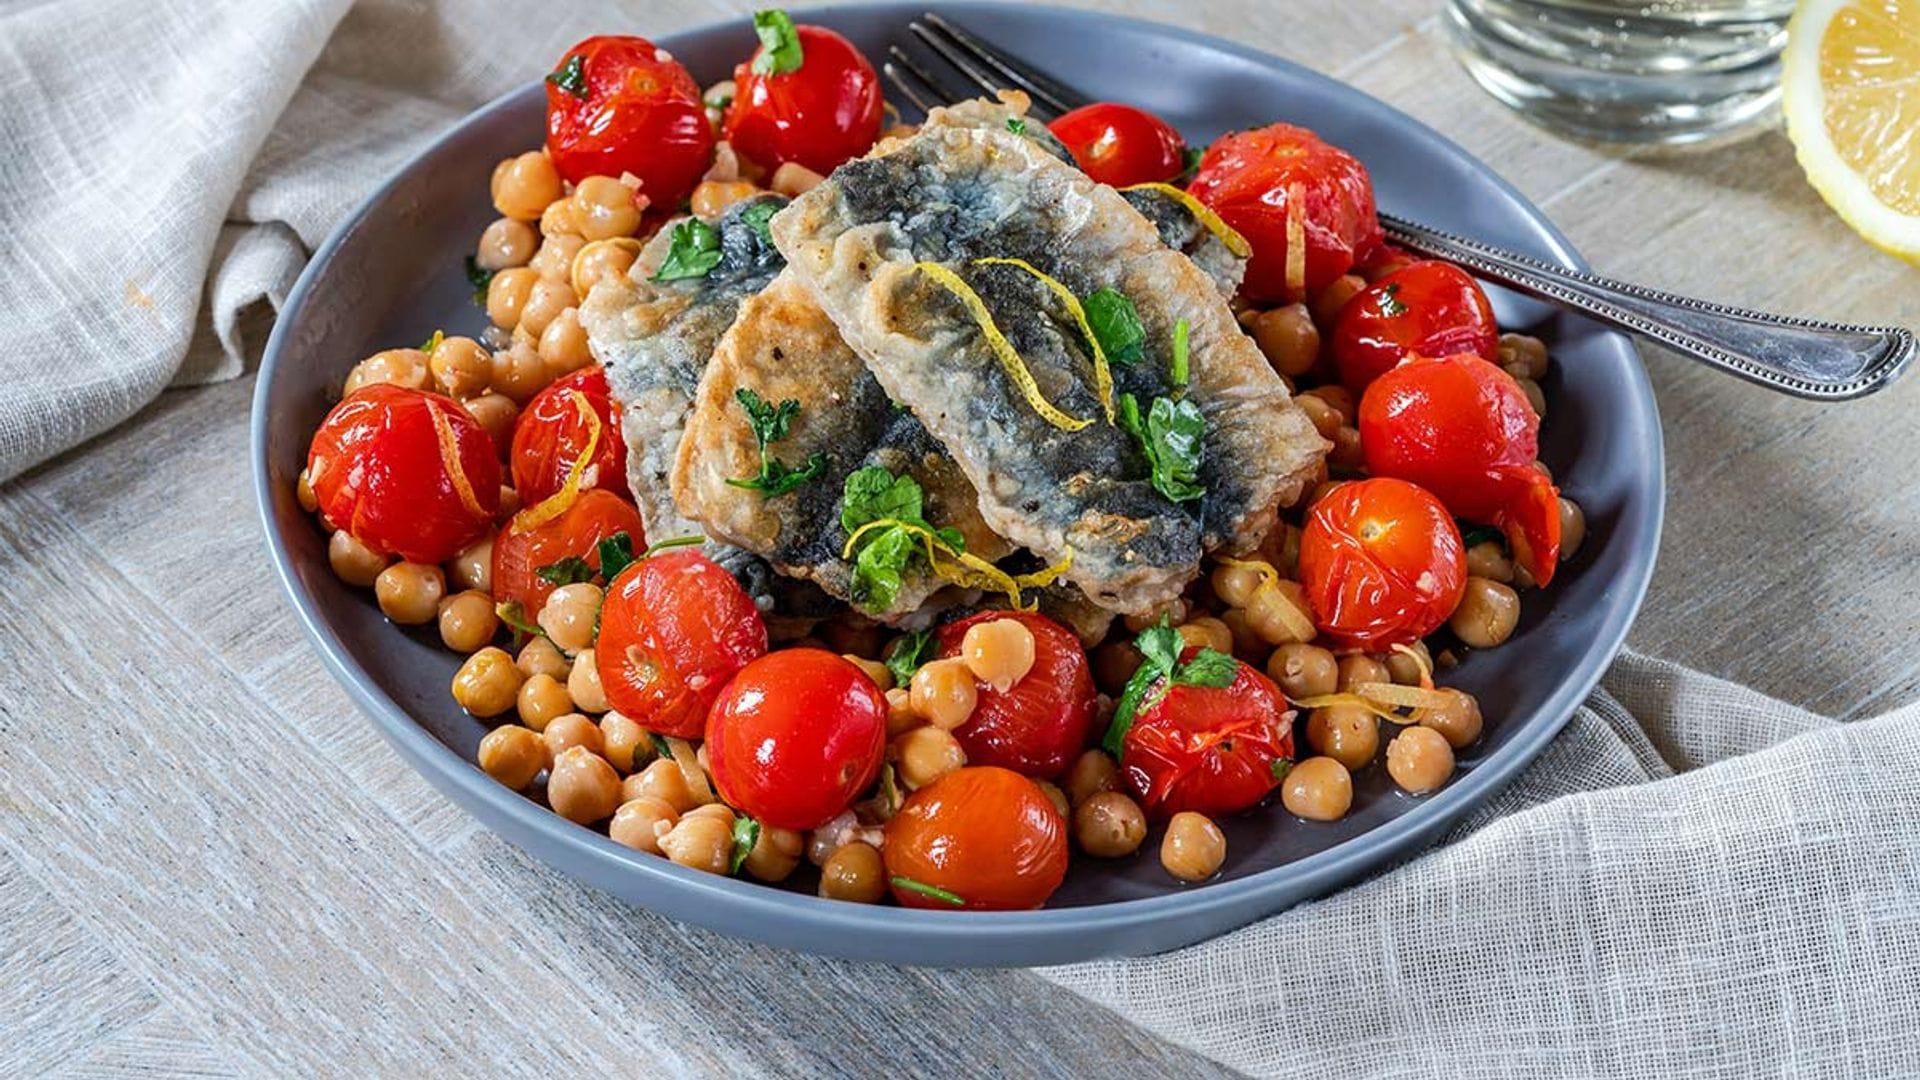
[884,13,1914,402]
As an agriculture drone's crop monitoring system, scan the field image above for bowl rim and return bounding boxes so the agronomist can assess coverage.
[252,0,1664,954]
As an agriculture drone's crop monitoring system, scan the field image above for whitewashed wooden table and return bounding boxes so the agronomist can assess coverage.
[3,1,1916,1076]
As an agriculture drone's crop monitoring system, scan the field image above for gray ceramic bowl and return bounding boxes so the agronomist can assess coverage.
[253,2,1663,966]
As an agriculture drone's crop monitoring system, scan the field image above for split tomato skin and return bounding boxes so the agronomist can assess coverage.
[544,35,714,207]
[723,25,883,176]
[1120,651,1294,819]
[595,548,767,739]
[1298,477,1468,650]
[510,366,629,506]
[490,488,646,614]
[306,384,500,565]
[1331,261,1500,393]
[1047,102,1188,187]
[934,611,1097,779]
[705,649,887,830]
[1187,123,1383,305]
[1358,353,1561,585]
[883,766,1069,911]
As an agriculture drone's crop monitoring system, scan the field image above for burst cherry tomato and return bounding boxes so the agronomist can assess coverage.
[306,384,500,564]
[934,611,1096,779]
[1187,123,1383,305]
[510,366,629,506]
[1120,650,1293,819]
[723,21,883,176]
[544,35,714,207]
[1047,102,1188,187]
[705,649,887,830]
[596,548,766,739]
[1359,353,1561,585]
[883,766,1068,911]
[491,488,646,614]
[1331,261,1499,393]
[1298,477,1467,650]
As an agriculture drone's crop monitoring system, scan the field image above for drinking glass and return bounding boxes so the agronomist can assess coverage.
[1444,0,1796,145]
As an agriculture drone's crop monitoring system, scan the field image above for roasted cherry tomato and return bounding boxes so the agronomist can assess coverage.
[1298,477,1467,650]
[596,548,766,738]
[306,384,500,564]
[544,35,714,206]
[510,366,629,506]
[723,21,883,176]
[1331,261,1499,393]
[491,488,646,614]
[1187,123,1383,305]
[934,611,1097,779]
[883,766,1068,911]
[1047,102,1188,187]
[1358,353,1561,585]
[1120,650,1293,819]
[706,649,887,830]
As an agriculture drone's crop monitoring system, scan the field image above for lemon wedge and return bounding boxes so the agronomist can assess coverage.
[1783,0,1920,263]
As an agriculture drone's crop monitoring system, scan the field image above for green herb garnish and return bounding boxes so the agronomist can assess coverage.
[1101,617,1240,754]
[1460,524,1504,550]
[597,531,638,581]
[1177,146,1205,182]
[534,556,596,587]
[884,629,935,687]
[463,256,494,306]
[839,467,963,612]
[726,387,828,497]
[751,10,804,75]
[640,535,708,559]
[420,329,445,355]
[1084,287,1145,365]
[652,218,724,282]
[495,601,543,641]
[739,199,780,244]
[1118,392,1206,504]
[1006,117,1028,136]
[545,53,588,98]
[1379,282,1408,317]
[890,875,966,906]
[730,816,761,875]
[1270,758,1294,782]
[1170,318,1191,386]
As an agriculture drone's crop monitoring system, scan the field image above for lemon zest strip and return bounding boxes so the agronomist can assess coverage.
[429,402,488,520]
[971,257,1114,422]
[511,390,601,531]
[912,262,1091,432]
[1120,182,1253,258]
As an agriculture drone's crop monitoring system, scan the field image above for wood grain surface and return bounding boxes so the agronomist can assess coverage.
[2,0,1915,1076]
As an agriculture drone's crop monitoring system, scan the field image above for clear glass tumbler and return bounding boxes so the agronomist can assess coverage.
[1444,0,1796,145]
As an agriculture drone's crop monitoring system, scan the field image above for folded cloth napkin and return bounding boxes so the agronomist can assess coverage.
[8,3,1916,1077]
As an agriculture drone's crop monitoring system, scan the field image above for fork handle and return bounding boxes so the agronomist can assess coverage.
[1380,213,1915,401]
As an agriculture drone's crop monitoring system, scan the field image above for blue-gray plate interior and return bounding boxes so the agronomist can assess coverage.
[253,1,1663,966]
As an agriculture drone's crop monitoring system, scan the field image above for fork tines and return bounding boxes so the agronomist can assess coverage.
[883,12,1093,120]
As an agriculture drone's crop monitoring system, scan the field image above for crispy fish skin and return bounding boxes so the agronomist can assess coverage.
[772,119,1325,614]
[671,270,1010,619]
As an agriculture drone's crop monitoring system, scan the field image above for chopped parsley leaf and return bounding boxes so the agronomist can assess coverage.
[1118,392,1206,504]
[1101,617,1240,754]
[652,219,723,282]
[730,816,761,875]
[738,199,780,244]
[890,875,965,906]
[751,10,804,75]
[726,387,827,498]
[597,532,638,581]
[1170,318,1191,386]
[1379,282,1409,317]
[545,54,588,98]
[534,556,596,587]
[1006,117,1028,136]
[463,255,494,306]
[839,467,963,613]
[1084,287,1146,365]
[884,629,936,687]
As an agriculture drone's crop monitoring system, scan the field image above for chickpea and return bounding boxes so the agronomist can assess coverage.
[420,335,489,399]
[960,617,1036,692]
[1300,385,1356,426]
[537,583,602,654]
[516,636,570,681]
[1248,303,1320,377]
[567,648,609,713]
[1160,811,1227,882]
[1465,540,1514,583]
[538,198,580,239]
[1385,640,1433,686]
[1218,607,1263,658]
[683,802,735,828]
[1265,521,1303,578]
[1267,643,1338,700]
[1516,377,1546,419]
[628,758,699,813]
[491,150,563,220]
[452,647,523,717]
[295,468,319,513]
[545,746,620,823]
[1558,497,1586,560]
[476,217,538,271]
[1330,426,1365,470]
[1294,393,1343,441]
[1246,580,1314,646]
[1177,616,1235,655]
[1208,562,1258,609]
[893,726,966,789]
[1387,725,1456,794]
[477,725,546,790]
[516,673,573,731]
[609,795,679,855]
[327,530,389,586]
[374,562,444,625]
[1450,577,1521,649]
[529,232,587,279]
[587,713,641,775]
[485,267,538,331]
[1281,756,1353,821]
[343,348,430,395]
[569,238,642,299]
[884,687,921,736]
[819,617,886,659]
[657,809,733,872]
[1497,332,1549,380]
[541,713,602,760]
[1310,273,1367,326]
[455,393,513,453]
[571,176,643,240]
[1091,640,1143,696]
[518,277,576,340]
[1306,704,1379,770]
[1124,599,1187,634]
[487,340,547,403]
[909,658,978,731]
[1307,478,1343,508]
[437,589,498,653]
[1064,749,1120,806]
[771,161,826,196]
[742,825,805,883]
[690,180,761,218]
[1337,654,1392,693]
[1418,688,1484,749]
[1074,791,1147,858]
[1036,780,1071,821]
[819,841,887,902]
[496,485,522,522]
